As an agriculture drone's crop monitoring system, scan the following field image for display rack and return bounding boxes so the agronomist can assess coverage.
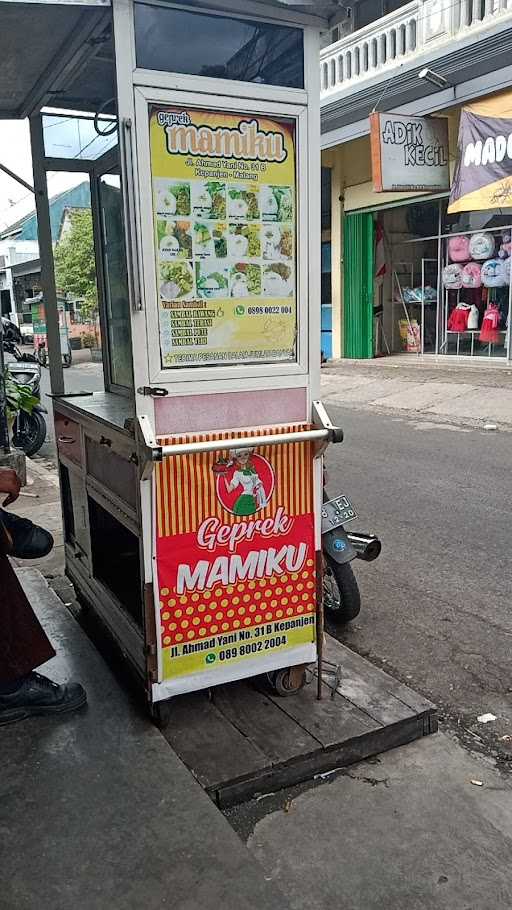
[441,224,512,359]
[391,259,437,355]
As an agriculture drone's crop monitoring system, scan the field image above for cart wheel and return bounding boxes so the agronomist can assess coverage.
[269,667,306,697]
[150,700,172,729]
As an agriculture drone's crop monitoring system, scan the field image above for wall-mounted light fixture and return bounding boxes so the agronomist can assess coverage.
[418,67,450,89]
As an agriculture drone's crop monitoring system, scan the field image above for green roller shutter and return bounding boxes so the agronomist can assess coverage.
[343,212,374,359]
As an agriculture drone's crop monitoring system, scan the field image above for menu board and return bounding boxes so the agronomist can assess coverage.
[148,104,297,368]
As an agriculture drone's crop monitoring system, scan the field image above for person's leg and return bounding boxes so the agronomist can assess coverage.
[0,554,86,724]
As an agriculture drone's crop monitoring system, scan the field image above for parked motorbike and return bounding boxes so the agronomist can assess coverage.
[3,340,48,456]
[1,316,22,345]
[36,339,72,368]
[322,483,381,624]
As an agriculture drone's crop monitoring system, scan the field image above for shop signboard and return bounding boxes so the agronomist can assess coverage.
[370,112,449,193]
[153,427,317,696]
[148,104,297,368]
[449,92,512,213]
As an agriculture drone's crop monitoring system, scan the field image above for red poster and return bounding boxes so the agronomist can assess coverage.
[153,427,317,695]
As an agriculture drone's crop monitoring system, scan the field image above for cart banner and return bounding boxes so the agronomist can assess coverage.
[148,103,297,368]
[153,427,317,694]
[449,92,512,213]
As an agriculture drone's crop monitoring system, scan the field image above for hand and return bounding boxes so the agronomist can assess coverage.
[0,468,21,506]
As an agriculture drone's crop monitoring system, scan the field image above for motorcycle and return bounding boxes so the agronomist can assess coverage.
[1,316,22,345]
[322,482,381,624]
[3,340,48,457]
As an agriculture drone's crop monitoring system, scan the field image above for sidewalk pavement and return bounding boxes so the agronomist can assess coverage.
[7,456,64,575]
[1,569,291,910]
[245,730,512,910]
[321,358,512,430]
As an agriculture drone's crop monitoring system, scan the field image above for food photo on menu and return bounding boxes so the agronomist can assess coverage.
[262,262,293,297]
[230,262,262,297]
[193,221,228,259]
[157,219,193,260]
[260,184,294,222]
[195,259,229,299]
[159,260,195,301]
[154,177,191,216]
[191,180,226,219]
[262,223,293,261]
[228,223,261,259]
[227,184,260,220]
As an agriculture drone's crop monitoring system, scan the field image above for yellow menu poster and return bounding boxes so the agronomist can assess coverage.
[149,105,297,368]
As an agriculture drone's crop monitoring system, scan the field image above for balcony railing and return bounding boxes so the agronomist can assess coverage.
[320,0,512,98]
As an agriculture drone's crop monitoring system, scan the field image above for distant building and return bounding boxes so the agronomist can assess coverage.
[320,1,512,364]
[0,181,90,327]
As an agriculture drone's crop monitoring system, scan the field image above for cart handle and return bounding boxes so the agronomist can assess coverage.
[137,402,342,477]
[159,428,329,458]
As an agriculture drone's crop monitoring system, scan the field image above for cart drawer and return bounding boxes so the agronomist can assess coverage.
[55,413,82,465]
[85,436,138,509]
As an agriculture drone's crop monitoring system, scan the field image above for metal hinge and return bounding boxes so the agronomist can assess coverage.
[137,386,168,397]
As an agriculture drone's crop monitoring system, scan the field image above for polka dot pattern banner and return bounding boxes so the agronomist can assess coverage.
[154,426,317,691]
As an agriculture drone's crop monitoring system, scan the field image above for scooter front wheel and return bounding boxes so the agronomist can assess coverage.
[12,410,47,457]
[323,555,361,623]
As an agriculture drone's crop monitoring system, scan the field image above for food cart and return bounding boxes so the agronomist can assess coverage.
[2,0,343,714]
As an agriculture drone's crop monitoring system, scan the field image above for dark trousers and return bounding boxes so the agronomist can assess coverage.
[0,553,55,682]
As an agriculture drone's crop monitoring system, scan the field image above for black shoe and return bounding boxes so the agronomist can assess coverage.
[0,672,87,726]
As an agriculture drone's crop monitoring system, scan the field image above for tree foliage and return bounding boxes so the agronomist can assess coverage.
[54,209,98,320]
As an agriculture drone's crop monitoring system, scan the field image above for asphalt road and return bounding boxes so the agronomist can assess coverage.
[325,404,512,760]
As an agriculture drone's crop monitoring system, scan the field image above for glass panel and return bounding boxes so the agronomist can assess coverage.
[98,175,133,389]
[440,200,510,360]
[380,201,439,356]
[43,114,117,161]
[148,103,297,368]
[48,173,105,394]
[134,4,304,89]
[378,198,511,359]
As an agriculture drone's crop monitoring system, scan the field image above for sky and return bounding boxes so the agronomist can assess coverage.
[0,121,82,233]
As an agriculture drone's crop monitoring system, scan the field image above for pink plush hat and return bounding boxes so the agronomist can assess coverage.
[442,263,463,289]
[461,261,482,288]
[448,235,470,262]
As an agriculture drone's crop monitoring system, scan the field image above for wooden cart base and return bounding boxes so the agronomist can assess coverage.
[162,635,437,808]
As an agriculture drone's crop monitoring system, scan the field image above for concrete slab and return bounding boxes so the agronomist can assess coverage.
[371,381,474,412]
[427,388,512,424]
[324,378,408,406]
[247,733,512,910]
[0,570,290,910]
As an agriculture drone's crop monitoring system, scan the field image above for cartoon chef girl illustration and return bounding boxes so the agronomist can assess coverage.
[214,448,268,516]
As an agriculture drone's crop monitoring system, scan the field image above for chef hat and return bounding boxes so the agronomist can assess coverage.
[442,263,463,290]
[461,261,482,288]
[469,232,495,261]
[448,235,470,262]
